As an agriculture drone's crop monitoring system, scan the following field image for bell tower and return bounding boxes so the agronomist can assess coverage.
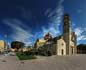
[63,14,71,55]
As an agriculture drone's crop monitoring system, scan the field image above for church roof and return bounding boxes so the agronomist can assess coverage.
[46,35,63,44]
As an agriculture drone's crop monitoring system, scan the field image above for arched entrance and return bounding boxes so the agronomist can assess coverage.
[61,49,64,55]
[72,47,73,54]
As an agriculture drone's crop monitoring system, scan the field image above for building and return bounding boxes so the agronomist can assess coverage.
[34,14,77,56]
[0,40,6,53]
[57,14,77,55]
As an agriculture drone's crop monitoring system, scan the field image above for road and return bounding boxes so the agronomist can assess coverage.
[0,54,86,70]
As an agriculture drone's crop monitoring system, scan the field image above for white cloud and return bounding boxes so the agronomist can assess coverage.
[2,0,65,45]
[41,0,64,37]
[2,19,33,46]
[45,0,64,25]
[78,36,86,41]
[74,27,86,43]
[74,28,83,37]
[42,23,61,37]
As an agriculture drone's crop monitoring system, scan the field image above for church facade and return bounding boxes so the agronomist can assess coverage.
[57,14,77,55]
[34,14,77,56]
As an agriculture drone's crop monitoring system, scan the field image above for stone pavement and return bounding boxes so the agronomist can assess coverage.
[0,54,86,70]
[0,55,20,70]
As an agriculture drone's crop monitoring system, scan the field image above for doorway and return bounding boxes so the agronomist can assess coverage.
[72,47,73,54]
[61,49,64,55]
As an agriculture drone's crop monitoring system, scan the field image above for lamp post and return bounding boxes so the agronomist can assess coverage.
[5,33,8,54]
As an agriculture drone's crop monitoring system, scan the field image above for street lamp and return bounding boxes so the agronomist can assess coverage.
[4,33,9,54]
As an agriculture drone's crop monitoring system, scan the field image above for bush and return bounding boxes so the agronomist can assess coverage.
[16,52,37,60]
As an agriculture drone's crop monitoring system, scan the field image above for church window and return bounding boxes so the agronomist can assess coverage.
[62,43,64,46]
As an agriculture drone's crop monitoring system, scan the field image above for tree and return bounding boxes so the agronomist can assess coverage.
[11,41,25,52]
[77,44,86,54]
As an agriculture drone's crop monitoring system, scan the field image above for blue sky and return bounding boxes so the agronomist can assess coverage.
[0,0,85,46]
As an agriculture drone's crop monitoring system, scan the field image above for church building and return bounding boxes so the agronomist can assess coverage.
[57,14,77,55]
[34,14,77,56]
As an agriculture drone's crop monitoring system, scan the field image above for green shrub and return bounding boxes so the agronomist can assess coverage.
[16,52,37,60]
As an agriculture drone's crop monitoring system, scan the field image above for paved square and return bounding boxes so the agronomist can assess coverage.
[0,54,86,70]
